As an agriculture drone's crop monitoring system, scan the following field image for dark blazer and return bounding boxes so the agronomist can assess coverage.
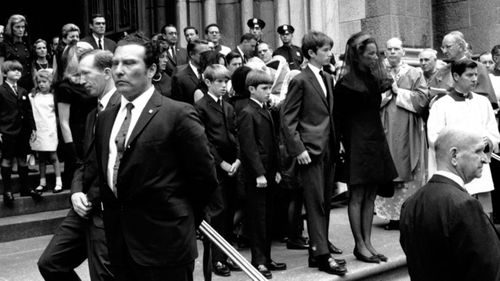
[400,174,500,281]
[80,35,117,53]
[195,94,239,165]
[238,99,279,180]
[0,83,35,136]
[71,90,120,203]
[164,46,188,76]
[170,64,200,105]
[95,91,218,267]
[281,66,336,158]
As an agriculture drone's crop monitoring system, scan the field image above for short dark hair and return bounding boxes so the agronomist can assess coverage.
[79,49,113,70]
[225,51,242,64]
[2,60,23,74]
[90,14,105,23]
[302,31,334,60]
[184,26,198,35]
[187,38,209,58]
[204,23,220,35]
[240,33,256,43]
[491,45,500,57]
[117,32,158,68]
[451,59,477,78]
[246,69,273,88]
[161,24,176,34]
[199,50,226,72]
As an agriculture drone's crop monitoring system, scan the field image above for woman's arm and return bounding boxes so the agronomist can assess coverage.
[57,102,72,143]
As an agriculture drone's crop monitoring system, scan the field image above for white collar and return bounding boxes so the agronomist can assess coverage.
[189,61,200,78]
[250,97,263,108]
[207,92,221,103]
[119,86,155,113]
[99,87,116,109]
[308,63,322,75]
[434,170,465,188]
[92,33,103,42]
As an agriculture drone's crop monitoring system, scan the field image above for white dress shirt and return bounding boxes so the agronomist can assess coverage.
[92,34,104,50]
[434,170,465,188]
[99,87,116,110]
[308,63,327,96]
[107,86,155,192]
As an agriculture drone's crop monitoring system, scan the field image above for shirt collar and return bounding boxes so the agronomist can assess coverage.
[92,33,103,42]
[250,97,263,108]
[119,86,155,113]
[434,170,465,188]
[207,92,221,103]
[5,81,16,90]
[308,63,322,75]
[99,87,116,109]
[189,61,200,78]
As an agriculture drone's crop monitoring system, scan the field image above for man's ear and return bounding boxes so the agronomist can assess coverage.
[450,147,459,166]
[147,63,157,79]
[204,78,211,87]
[103,67,112,80]
[452,72,459,82]
[307,49,315,59]
[248,85,255,93]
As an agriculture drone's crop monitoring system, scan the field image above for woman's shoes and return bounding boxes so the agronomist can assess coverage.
[353,248,380,263]
[35,185,46,192]
[53,185,63,193]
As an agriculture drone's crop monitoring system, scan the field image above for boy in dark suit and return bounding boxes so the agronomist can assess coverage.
[195,64,242,277]
[238,70,286,279]
[0,60,40,207]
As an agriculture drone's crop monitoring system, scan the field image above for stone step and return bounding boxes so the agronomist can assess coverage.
[0,162,65,194]
[0,190,71,218]
[0,209,68,243]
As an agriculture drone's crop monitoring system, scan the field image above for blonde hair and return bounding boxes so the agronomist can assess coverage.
[33,69,54,95]
[5,14,27,38]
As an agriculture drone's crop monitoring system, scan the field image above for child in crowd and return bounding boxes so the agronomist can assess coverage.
[194,64,242,277]
[0,60,40,207]
[30,69,63,193]
[238,69,286,279]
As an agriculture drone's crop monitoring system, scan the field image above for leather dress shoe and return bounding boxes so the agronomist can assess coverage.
[328,241,343,254]
[20,189,43,201]
[353,248,380,263]
[225,258,242,271]
[286,238,309,250]
[376,254,388,262]
[3,192,14,207]
[309,255,346,267]
[255,264,272,279]
[266,260,286,271]
[317,257,347,276]
[213,261,231,277]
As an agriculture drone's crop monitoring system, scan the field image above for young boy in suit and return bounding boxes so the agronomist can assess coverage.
[238,69,286,279]
[0,60,40,207]
[195,64,242,277]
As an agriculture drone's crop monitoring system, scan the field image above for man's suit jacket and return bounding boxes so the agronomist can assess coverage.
[400,174,500,281]
[238,100,279,181]
[80,35,117,53]
[281,66,336,158]
[71,90,120,203]
[0,83,35,136]
[194,94,239,165]
[164,46,188,76]
[95,91,218,267]
[170,64,200,105]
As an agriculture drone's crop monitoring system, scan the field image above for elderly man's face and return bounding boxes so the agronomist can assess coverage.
[419,51,437,73]
[164,26,178,46]
[455,136,487,184]
[441,35,463,61]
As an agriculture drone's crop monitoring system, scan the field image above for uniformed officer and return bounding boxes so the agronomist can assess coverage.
[247,18,265,43]
[273,24,304,70]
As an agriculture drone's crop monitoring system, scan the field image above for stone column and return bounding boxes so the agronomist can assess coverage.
[309,0,323,31]
[176,0,189,47]
[274,0,289,46]
[289,0,306,46]
[241,0,253,34]
[203,0,217,26]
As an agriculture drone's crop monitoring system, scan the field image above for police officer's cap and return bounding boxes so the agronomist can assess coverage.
[247,18,266,29]
[277,24,295,35]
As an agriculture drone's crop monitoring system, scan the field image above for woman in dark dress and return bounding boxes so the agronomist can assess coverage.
[152,44,173,97]
[0,14,33,91]
[333,32,397,263]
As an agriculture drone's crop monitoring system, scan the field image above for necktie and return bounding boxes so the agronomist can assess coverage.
[218,97,224,108]
[13,84,18,95]
[98,101,104,112]
[319,70,330,98]
[112,103,134,196]
[98,38,103,50]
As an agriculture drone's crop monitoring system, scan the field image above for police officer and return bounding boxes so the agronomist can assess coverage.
[274,24,304,70]
[247,18,265,43]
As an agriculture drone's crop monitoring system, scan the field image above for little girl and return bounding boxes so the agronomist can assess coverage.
[30,69,63,193]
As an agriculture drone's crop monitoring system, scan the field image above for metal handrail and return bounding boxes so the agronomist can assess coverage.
[199,220,268,281]
[492,153,500,162]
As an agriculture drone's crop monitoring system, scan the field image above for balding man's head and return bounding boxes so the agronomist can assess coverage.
[435,126,487,184]
[385,37,404,67]
[442,32,466,61]
[419,48,437,74]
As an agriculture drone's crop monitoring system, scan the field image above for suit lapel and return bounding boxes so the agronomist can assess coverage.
[304,67,329,108]
[99,104,120,178]
[3,84,17,99]
[208,97,223,113]
[125,91,162,148]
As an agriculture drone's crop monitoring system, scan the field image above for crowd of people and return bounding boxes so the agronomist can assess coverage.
[1,10,500,281]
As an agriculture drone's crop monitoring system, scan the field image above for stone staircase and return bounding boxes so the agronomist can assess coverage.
[0,166,70,243]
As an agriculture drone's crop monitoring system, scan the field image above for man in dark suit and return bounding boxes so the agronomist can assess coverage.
[94,34,218,281]
[233,33,257,64]
[80,14,117,53]
[162,24,189,76]
[171,39,210,105]
[238,70,286,279]
[38,49,119,281]
[400,126,500,281]
[281,31,346,276]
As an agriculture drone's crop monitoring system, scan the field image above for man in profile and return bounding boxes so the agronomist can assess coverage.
[400,126,500,281]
